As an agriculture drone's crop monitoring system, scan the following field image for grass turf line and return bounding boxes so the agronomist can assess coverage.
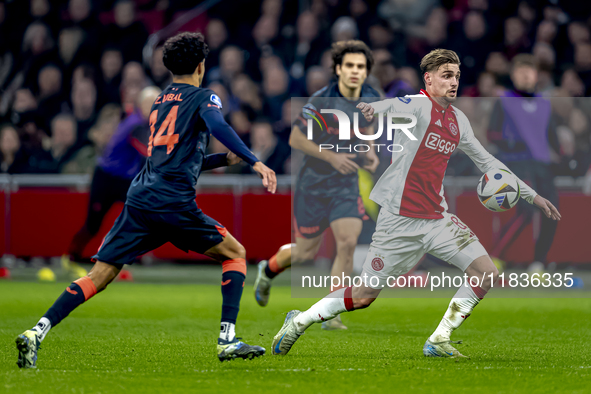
[1,281,590,393]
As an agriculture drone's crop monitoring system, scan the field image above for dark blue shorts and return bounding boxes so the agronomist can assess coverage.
[93,205,226,265]
[293,190,365,239]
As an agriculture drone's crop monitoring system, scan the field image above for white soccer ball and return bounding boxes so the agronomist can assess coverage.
[477,169,521,212]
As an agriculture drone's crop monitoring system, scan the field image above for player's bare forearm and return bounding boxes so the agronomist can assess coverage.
[533,195,561,221]
[289,125,335,163]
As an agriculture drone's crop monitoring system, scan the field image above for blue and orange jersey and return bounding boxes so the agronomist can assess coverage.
[126,83,228,212]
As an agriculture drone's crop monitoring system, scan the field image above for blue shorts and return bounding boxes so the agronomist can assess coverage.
[93,205,226,265]
[294,190,365,239]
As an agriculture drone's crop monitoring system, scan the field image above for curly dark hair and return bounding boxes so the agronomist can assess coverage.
[331,40,374,76]
[162,32,210,76]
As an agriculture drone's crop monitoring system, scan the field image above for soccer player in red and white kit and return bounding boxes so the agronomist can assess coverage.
[272,49,561,358]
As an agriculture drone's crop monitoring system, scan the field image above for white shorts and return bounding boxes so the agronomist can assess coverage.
[360,209,488,289]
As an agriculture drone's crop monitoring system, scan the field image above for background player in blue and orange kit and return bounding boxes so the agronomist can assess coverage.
[16,32,277,367]
[254,40,380,330]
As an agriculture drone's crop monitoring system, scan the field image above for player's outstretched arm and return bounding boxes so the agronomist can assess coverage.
[203,110,258,165]
[200,152,243,171]
[203,110,276,192]
[289,125,359,175]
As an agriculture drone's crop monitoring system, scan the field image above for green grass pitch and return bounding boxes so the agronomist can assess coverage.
[1,281,590,393]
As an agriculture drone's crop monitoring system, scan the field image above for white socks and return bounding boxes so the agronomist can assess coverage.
[429,283,485,342]
[32,317,52,342]
[294,287,348,332]
[219,322,236,342]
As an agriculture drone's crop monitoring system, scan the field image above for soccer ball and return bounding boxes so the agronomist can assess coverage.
[477,169,520,212]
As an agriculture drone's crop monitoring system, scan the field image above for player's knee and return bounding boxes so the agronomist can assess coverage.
[223,240,246,260]
[234,243,246,260]
[335,236,357,254]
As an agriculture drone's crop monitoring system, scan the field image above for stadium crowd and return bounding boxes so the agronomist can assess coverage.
[0,0,590,178]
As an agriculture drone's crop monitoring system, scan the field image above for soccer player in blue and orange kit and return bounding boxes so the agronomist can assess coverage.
[16,32,277,367]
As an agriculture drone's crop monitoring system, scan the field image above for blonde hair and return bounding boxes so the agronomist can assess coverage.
[420,49,461,75]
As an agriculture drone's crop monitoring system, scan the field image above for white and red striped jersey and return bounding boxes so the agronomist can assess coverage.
[369,89,537,219]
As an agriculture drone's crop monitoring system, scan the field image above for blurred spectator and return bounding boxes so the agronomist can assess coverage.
[407,7,448,67]
[47,113,80,172]
[262,66,290,121]
[62,103,122,175]
[104,0,149,63]
[277,11,326,79]
[532,42,556,94]
[371,49,415,97]
[503,17,531,60]
[331,17,358,43]
[253,15,279,51]
[99,47,123,104]
[230,74,263,113]
[36,64,66,129]
[58,26,87,78]
[217,46,245,86]
[205,19,228,71]
[306,66,331,96]
[0,124,27,173]
[227,104,256,143]
[349,0,372,41]
[462,71,500,97]
[229,120,289,174]
[30,0,56,30]
[274,99,297,143]
[367,18,406,66]
[148,46,171,89]
[70,78,97,142]
[68,0,101,36]
[535,20,557,45]
[559,68,585,97]
[449,11,491,86]
[485,52,511,87]
[378,0,439,36]
[248,120,289,174]
[10,88,38,127]
[120,62,148,115]
[574,43,591,95]
[319,49,334,76]
[397,67,420,92]
[20,22,59,89]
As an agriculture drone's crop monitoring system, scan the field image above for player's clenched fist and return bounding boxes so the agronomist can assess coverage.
[357,102,375,122]
[253,162,277,194]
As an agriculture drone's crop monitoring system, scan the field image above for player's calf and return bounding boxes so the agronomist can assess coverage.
[17,261,121,368]
[428,254,496,353]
